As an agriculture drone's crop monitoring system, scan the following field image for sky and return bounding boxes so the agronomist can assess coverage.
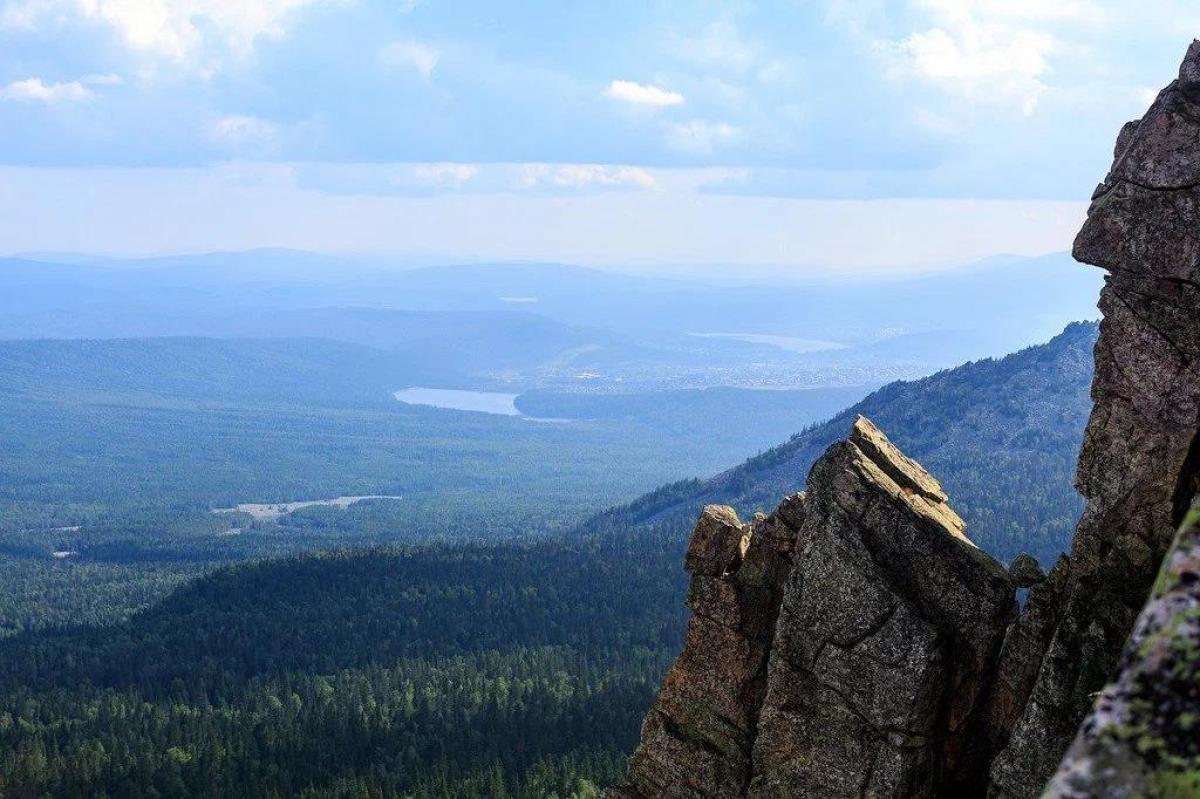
[0,0,1196,274]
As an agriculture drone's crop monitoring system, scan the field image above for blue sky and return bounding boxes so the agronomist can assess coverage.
[0,0,1196,272]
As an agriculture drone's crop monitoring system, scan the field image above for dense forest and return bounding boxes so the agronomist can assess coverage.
[0,336,873,636]
[0,323,1098,795]
[0,536,685,797]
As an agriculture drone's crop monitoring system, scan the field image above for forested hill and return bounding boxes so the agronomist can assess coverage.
[0,538,687,797]
[581,321,1098,566]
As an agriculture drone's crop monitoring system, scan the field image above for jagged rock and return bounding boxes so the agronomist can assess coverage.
[987,41,1200,798]
[611,43,1200,798]
[608,498,802,798]
[610,417,1015,798]
[1008,554,1045,589]
[1041,502,1200,799]
[749,417,1015,798]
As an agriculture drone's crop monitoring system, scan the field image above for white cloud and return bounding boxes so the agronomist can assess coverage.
[0,77,92,103]
[411,163,479,187]
[208,114,277,147]
[93,0,332,60]
[519,164,659,191]
[379,39,440,78]
[2,0,331,64]
[665,120,739,154]
[0,0,59,28]
[604,79,684,107]
[879,0,1105,115]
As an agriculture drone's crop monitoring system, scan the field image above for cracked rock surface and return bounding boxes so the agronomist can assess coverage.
[607,498,801,798]
[609,41,1200,799]
[608,417,1016,798]
[750,417,1015,798]
[987,39,1200,799]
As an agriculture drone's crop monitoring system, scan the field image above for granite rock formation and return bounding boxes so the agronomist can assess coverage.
[987,40,1200,798]
[749,417,1015,798]
[1042,502,1200,799]
[609,417,1017,798]
[610,41,1200,799]
[608,498,802,798]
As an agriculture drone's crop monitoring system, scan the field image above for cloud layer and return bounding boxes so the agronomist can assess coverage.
[0,0,1195,264]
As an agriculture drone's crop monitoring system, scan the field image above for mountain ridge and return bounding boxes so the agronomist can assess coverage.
[581,321,1097,566]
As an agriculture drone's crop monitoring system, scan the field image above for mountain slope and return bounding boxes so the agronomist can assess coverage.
[582,321,1098,565]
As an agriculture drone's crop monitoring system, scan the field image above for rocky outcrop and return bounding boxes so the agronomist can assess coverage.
[608,497,802,798]
[987,40,1200,798]
[609,417,1017,798]
[611,41,1200,799]
[750,417,1015,798]
[1041,502,1200,798]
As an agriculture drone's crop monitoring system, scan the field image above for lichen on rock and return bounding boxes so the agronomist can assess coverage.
[1042,502,1200,799]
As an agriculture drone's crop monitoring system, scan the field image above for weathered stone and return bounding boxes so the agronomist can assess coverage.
[610,42,1200,798]
[987,41,1200,798]
[610,417,1015,798]
[1042,502,1200,799]
[749,417,1015,798]
[608,499,802,798]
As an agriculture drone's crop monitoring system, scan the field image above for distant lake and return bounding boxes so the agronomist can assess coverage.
[690,332,849,354]
[394,387,521,416]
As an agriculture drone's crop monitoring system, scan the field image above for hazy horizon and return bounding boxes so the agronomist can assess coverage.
[3,1,1193,275]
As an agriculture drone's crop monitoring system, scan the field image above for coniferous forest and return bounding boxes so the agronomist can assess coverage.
[0,323,1096,796]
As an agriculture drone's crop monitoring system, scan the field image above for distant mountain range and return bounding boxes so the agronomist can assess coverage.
[0,251,1102,391]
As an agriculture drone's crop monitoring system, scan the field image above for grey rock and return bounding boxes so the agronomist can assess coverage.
[749,417,1014,798]
[610,417,1015,798]
[987,39,1200,799]
[608,499,802,798]
[1042,503,1200,798]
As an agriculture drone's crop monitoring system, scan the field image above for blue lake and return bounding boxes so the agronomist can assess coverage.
[393,387,522,416]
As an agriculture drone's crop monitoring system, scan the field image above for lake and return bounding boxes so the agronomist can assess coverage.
[393,387,522,416]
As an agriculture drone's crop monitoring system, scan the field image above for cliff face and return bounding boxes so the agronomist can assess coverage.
[1042,502,1200,798]
[610,40,1200,799]
[987,40,1200,798]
